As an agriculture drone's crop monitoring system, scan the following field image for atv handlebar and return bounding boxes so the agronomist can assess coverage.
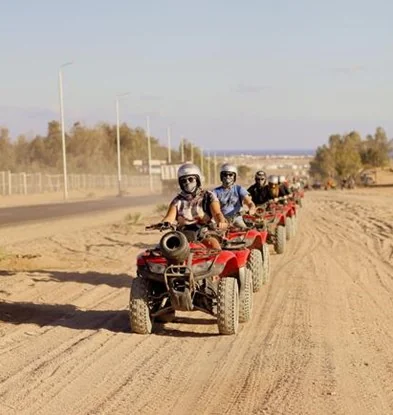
[145,222,177,231]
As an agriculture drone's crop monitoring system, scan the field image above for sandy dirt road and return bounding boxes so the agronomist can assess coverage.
[0,188,393,415]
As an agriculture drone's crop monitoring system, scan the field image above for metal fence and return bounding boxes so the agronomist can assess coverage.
[0,171,162,195]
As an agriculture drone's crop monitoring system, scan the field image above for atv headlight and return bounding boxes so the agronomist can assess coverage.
[147,262,166,274]
[192,260,213,274]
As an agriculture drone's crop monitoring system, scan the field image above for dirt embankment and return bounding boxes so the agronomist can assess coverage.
[0,188,393,415]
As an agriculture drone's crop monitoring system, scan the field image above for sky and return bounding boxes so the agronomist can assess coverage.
[1,0,393,151]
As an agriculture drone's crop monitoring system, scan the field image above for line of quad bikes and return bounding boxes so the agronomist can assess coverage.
[129,188,305,335]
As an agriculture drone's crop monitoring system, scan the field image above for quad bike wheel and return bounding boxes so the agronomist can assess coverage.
[261,243,270,284]
[275,225,286,254]
[247,249,263,293]
[129,277,152,334]
[217,277,239,335]
[286,217,294,241]
[239,267,253,323]
[291,215,298,236]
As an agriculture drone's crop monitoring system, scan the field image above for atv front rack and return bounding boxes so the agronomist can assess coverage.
[164,265,195,311]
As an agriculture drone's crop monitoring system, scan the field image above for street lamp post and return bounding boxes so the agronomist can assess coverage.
[115,92,130,196]
[58,61,73,201]
[200,147,204,177]
[167,126,172,163]
[214,152,218,183]
[146,116,153,192]
[180,137,185,162]
[207,150,211,186]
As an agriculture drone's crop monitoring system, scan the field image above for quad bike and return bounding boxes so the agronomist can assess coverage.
[263,195,299,242]
[225,215,271,292]
[253,201,287,255]
[291,189,304,207]
[273,196,298,241]
[129,222,253,336]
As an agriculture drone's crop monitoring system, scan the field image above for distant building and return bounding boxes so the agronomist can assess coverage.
[133,159,167,174]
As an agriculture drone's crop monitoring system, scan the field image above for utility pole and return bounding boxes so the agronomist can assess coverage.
[180,137,185,162]
[207,150,211,186]
[200,147,204,177]
[167,126,172,163]
[146,116,153,192]
[58,61,73,201]
[214,152,218,183]
[115,92,130,196]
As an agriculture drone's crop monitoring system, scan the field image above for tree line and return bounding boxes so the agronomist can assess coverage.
[309,127,393,180]
[0,121,216,175]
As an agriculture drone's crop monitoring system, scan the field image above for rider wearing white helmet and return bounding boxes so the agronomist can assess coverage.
[278,174,291,196]
[213,163,255,228]
[161,163,228,248]
[267,175,280,199]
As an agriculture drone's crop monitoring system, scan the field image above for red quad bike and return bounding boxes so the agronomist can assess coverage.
[292,188,304,208]
[129,223,253,336]
[272,196,298,241]
[255,202,287,255]
[224,218,270,293]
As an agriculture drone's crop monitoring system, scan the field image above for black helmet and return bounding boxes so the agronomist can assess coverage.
[254,170,267,186]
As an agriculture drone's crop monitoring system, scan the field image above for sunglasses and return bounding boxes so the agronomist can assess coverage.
[222,172,235,177]
[179,176,196,184]
[256,178,266,182]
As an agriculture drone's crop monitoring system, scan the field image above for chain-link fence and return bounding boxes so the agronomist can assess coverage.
[0,171,162,195]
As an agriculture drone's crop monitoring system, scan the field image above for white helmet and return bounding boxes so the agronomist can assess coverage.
[268,175,279,185]
[177,163,202,194]
[220,163,237,186]
[278,175,286,184]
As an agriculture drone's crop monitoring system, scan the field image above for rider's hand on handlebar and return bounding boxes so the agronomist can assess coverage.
[218,221,228,230]
[146,221,173,230]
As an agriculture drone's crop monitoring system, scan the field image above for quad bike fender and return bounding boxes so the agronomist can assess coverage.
[277,213,286,226]
[245,230,262,250]
[233,249,250,268]
[259,230,268,244]
[289,208,297,218]
[220,251,247,276]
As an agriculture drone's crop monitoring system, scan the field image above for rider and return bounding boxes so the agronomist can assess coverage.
[161,163,228,249]
[213,163,256,229]
[247,170,270,206]
[278,175,292,196]
[252,174,281,204]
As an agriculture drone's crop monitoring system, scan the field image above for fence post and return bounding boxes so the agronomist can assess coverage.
[7,171,12,195]
[36,173,42,193]
[21,172,27,195]
[1,171,5,195]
